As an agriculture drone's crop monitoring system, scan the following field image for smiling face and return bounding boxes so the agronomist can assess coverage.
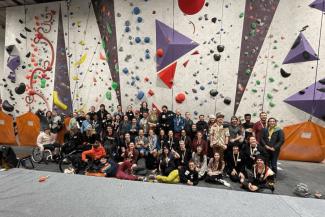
[260,112,267,121]
[256,158,265,167]
[268,118,277,128]
[188,161,195,171]
[213,152,220,161]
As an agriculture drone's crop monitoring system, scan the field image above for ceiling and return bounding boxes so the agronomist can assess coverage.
[0,0,60,28]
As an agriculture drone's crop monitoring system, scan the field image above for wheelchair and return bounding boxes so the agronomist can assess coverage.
[31,143,61,163]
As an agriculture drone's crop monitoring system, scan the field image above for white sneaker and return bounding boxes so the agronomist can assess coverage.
[219,179,231,187]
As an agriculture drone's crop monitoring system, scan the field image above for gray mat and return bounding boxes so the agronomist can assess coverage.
[1,169,324,217]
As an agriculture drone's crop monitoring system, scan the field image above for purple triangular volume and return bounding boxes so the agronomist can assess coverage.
[156,20,199,72]
[284,78,325,120]
[234,0,280,114]
[309,0,325,12]
[53,7,73,114]
[92,0,121,105]
[283,33,319,64]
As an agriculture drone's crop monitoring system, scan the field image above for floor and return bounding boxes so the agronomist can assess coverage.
[11,146,325,198]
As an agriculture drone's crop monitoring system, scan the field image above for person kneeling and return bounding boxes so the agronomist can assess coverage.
[226,145,245,183]
[155,160,199,186]
[241,155,275,193]
[205,152,231,187]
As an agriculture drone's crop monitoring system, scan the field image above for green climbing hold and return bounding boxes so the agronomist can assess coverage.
[249,29,256,36]
[101,38,106,50]
[106,91,112,100]
[251,22,257,29]
[269,77,275,83]
[267,93,273,99]
[115,63,119,73]
[251,89,257,93]
[112,82,118,90]
[256,80,261,85]
[106,23,112,35]
[40,78,46,88]
[252,112,257,117]
[273,64,279,68]
[245,68,251,75]
[269,102,275,108]
[239,12,244,18]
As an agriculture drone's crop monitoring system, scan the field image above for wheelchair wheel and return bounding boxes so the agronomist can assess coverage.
[59,156,74,173]
[31,147,43,163]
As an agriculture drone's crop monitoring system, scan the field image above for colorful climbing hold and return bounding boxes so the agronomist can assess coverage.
[156,48,164,57]
[175,92,186,103]
[137,91,145,100]
[112,82,118,90]
[133,7,141,15]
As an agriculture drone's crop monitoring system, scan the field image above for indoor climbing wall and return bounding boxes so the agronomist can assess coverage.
[60,0,119,113]
[236,0,325,126]
[114,0,246,118]
[1,2,60,115]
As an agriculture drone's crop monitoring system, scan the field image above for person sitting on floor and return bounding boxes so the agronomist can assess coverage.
[226,145,245,183]
[158,146,176,176]
[81,140,106,163]
[121,142,139,166]
[174,140,192,169]
[154,160,199,186]
[241,155,275,193]
[192,145,208,180]
[205,152,231,187]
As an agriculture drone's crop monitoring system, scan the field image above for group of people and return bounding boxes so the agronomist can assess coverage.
[36,102,285,192]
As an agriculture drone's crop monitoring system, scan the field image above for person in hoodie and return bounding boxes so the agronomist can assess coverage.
[260,117,284,176]
[226,145,246,183]
[81,140,106,162]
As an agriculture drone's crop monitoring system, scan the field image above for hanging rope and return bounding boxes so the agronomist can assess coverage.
[309,0,324,121]
[214,0,225,114]
[261,32,273,112]
[171,0,175,111]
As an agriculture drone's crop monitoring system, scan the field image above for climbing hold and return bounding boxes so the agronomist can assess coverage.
[2,100,14,112]
[175,93,186,103]
[40,78,46,88]
[148,89,154,96]
[112,82,118,90]
[145,53,150,59]
[125,26,130,32]
[280,68,291,78]
[73,53,87,68]
[7,55,20,71]
[158,62,177,88]
[298,90,305,95]
[106,91,112,100]
[239,12,244,18]
[209,89,218,97]
[211,17,217,23]
[137,17,143,23]
[6,45,15,55]
[317,87,325,93]
[245,69,251,75]
[15,83,26,95]
[319,78,325,85]
[53,91,68,110]
[200,86,205,90]
[122,68,129,74]
[133,7,141,15]
[213,54,221,61]
[156,48,164,57]
[135,37,141,43]
[178,0,205,15]
[137,91,145,100]
[251,22,257,29]
[217,45,224,52]
[144,37,150,43]
[223,97,231,105]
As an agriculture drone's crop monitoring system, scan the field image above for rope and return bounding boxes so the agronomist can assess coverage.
[171,0,175,111]
[214,0,225,114]
[261,32,273,112]
[309,1,324,121]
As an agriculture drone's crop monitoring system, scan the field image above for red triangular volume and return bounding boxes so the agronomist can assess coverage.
[158,62,177,88]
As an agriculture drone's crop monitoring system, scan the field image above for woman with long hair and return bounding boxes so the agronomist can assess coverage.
[205,152,230,187]
[191,145,207,180]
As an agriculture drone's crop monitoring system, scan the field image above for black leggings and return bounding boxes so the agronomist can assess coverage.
[205,174,223,184]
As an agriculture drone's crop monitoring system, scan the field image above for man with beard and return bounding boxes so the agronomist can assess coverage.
[253,112,267,143]
[158,105,175,133]
[243,136,268,171]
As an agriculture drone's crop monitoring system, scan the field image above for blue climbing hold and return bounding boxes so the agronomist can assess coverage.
[125,26,130,32]
[145,49,150,53]
[137,90,145,100]
[133,7,141,15]
[137,17,143,23]
[135,37,141,43]
[135,75,140,81]
[122,67,129,74]
[131,80,135,86]
[144,37,150,43]
[145,53,150,59]
[200,86,205,90]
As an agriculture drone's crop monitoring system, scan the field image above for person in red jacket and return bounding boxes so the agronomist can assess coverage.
[82,140,106,162]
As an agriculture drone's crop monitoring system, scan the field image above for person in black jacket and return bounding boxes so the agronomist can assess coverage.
[174,140,192,169]
[196,115,208,138]
[242,136,268,171]
[260,118,284,175]
[158,146,176,176]
[226,145,245,183]
[102,126,118,159]
[179,160,199,186]
[158,105,174,133]
[97,104,108,122]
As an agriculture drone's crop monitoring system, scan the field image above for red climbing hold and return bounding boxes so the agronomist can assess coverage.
[158,62,177,89]
[178,0,205,15]
[156,48,164,57]
[175,92,186,103]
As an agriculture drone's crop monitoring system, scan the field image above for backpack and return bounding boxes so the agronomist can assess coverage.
[0,146,18,168]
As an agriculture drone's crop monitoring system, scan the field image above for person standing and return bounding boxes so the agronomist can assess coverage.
[260,118,284,176]
[253,112,267,143]
[209,113,229,160]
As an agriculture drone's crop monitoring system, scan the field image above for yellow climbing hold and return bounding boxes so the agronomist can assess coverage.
[72,75,79,80]
[53,91,68,110]
[79,40,86,46]
[73,53,87,68]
